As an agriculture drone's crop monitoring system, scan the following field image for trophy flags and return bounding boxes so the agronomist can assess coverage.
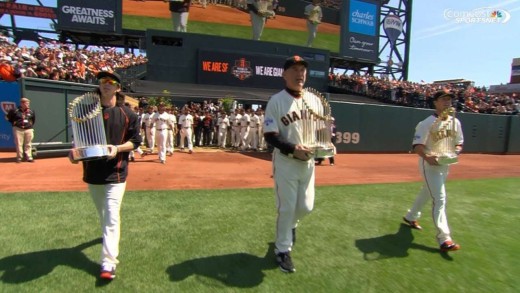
[383,13,403,48]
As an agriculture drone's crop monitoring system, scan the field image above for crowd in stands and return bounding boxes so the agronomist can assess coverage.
[2,32,518,116]
[329,73,519,115]
[0,34,147,84]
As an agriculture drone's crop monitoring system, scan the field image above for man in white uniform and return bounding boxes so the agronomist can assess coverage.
[403,91,464,252]
[217,112,230,148]
[142,106,156,154]
[178,108,194,154]
[248,109,260,151]
[304,0,322,47]
[240,108,250,150]
[263,56,315,273]
[151,104,171,164]
[166,108,177,156]
[231,109,242,149]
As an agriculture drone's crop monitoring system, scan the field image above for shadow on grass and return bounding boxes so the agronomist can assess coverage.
[0,238,101,284]
[166,242,277,288]
[355,224,441,260]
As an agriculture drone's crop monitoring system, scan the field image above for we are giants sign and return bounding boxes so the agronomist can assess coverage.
[197,50,287,89]
[57,0,122,33]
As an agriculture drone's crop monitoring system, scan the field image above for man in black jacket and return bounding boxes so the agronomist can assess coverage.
[69,71,142,280]
[6,97,36,163]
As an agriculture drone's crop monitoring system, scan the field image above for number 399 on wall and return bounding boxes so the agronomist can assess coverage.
[335,132,360,144]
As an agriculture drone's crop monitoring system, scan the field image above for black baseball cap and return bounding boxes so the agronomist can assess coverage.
[283,55,308,70]
[97,71,121,84]
[433,91,455,100]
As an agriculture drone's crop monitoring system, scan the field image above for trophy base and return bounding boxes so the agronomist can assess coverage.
[72,145,110,161]
[437,155,458,165]
[313,146,335,159]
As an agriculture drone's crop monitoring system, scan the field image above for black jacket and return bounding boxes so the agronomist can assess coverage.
[6,106,35,129]
[82,99,142,185]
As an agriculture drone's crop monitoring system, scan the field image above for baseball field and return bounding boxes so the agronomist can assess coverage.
[1,151,519,292]
[1,2,519,291]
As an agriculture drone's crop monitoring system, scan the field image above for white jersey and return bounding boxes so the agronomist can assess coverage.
[178,113,194,128]
[168,113,177,130]
[240,113,250,127]
[142,112,154,128]
[304,4,322,23]
[263,89,306,146]
[250,114,260,128]
[218,116,230,129]
[412,114,464,155]
[152,112,171,130]
[231,113,242,127]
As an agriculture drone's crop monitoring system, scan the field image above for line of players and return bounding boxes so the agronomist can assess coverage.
[130,104,268,163]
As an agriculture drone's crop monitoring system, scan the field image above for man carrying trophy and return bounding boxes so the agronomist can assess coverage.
[68,71,142,280]
[247,0,275,40]
[263,56,328,273]
[403,91,464,253]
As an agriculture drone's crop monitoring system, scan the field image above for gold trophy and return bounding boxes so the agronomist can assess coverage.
[301,88,335,159]
[429,107,459,165]
[256,0,276,18]
[68,92,110,161]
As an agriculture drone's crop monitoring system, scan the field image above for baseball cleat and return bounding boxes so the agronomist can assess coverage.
[276,251,295,273]
[403,217,423,230]
[440,240,460,252]
[100,267,116,280]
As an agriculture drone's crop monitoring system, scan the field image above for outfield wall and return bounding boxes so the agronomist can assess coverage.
[2,79,520,154]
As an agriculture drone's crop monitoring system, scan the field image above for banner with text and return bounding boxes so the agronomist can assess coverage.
[57,0,121,33]
[339,0,381,63]
[0,2,57,19]
[0,82,21,149]
[197,50,289,89]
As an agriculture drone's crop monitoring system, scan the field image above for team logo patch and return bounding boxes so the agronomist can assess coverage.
[1,102,16,115]
[232,58,253,81]
[264,117,274,126]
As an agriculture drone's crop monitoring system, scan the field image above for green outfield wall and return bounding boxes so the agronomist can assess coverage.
[4,78,520,154]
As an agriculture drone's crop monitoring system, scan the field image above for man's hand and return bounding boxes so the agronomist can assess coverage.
[68,150,79,164]
[293,144,314,161]
[107,145,118,159]
[424,154,439,166]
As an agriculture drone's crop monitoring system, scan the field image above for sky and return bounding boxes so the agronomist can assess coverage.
[1,0,519,88]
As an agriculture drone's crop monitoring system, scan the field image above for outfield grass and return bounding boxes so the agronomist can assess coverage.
[123,15,341,53]
[0,178,519,292]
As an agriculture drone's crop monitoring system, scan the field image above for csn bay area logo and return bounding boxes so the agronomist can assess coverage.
[444,7,511,24]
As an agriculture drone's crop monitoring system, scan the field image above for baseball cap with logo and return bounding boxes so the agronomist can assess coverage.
[433,91,455,100]
[97,71,121,84]
[283,55,308,70]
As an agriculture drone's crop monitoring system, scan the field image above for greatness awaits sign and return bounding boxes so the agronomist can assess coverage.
[58,0,120,33]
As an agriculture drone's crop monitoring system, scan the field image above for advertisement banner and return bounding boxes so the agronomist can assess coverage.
[197,51,288,89]
[0,2,57,19]
[339,0,381,63]
[57,0,121,33]
[0,82,21,149]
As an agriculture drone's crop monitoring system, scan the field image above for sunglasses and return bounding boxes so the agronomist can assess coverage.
[99,78,119,86]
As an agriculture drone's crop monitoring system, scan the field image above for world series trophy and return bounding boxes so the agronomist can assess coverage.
[308,8,321,25]
[301,88,335,159]
[256,0,276,18]
[430,107,459,165]
[68,92,110,161]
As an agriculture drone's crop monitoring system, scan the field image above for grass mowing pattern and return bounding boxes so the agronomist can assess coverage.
[0,178,518,292]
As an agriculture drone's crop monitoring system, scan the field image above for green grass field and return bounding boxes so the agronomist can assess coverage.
[123,15,341,53]
[0,178,518,292]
